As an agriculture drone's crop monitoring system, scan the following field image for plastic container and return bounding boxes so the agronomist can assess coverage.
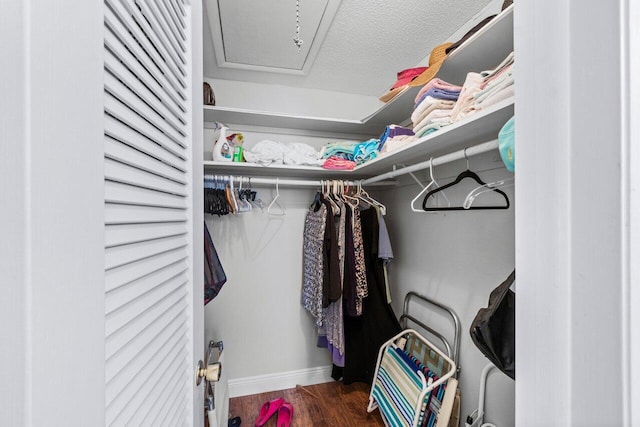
[212,126,232,162]
[230,133,244,162]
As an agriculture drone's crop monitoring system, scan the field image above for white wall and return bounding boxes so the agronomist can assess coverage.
[204,187,333,391]
[1,2,28,424]
[378,151,515,427]
[628,1,640,424]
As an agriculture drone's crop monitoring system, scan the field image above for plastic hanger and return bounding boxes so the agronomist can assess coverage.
[236,176,252,212]
[246,178,266,212]
[410,157,451,212]
[228,175,239,214]
[340,180,360,208]
[322,180,341,215]
[356,180,387,215]
[421,149,510,211]
[267,177,286,216]
[463,177,514,209]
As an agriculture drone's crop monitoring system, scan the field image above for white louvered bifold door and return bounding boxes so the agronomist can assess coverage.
[103,0,195,425]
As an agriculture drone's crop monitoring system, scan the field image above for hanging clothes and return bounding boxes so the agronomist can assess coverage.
[301,187,400,384]
[334,207,401,385]
[317,195,347,367]
[301,200,328,326]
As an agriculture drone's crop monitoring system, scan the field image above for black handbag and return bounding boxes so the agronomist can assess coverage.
[470,270,516,379]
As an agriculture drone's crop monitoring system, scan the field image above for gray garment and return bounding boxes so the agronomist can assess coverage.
[377,211,394,261]
[377,208,394,304]
[301,203,327,327]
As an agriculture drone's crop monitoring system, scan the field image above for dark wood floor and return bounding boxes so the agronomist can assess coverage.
[228,381,385,427]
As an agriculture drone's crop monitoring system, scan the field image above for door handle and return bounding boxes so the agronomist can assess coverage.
[195,360,222,386]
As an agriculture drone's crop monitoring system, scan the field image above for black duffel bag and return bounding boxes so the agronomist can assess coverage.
[470,270,516,380]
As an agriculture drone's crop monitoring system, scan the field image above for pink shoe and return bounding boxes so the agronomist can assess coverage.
[255,397,285,427]
[276,402,293,427]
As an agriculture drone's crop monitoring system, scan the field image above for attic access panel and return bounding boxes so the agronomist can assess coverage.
[205,0,341,74]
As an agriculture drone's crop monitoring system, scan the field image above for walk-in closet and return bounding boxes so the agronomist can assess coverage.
[3,0,637,426]
[203,1,516,425]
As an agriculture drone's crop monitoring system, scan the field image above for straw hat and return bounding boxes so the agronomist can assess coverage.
[408,42,453,87]
[378,42,453,103]
[378,67,427,103]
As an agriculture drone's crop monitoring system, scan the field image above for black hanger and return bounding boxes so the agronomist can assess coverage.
[422,153,510,211]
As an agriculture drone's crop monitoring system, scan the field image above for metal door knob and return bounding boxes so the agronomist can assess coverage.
[195,360,222,386]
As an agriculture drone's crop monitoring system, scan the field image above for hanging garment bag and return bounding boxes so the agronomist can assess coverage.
[469,270,516,379]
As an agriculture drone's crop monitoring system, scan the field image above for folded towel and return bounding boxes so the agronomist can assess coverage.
[379,124,414,152]
[475,73,514,104]
[323,156,356,170]
[450,72,484,122]
[411,97,456,125]
[413,109,453,135]
[353,139,380,164]
[416,121,450,138]
[475,84,514,110]
[414,78,463,104]
[415,87,460,107]
[379,134,417,154]
[480,63,513,90]
[480,51,514,80]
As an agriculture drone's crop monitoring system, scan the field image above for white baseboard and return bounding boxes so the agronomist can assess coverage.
[228,365,334,398]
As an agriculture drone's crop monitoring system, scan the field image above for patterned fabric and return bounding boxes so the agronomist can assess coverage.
[301,202,327,327]
[402,351,446,427]
[323,200,347,360]
[352,207,368,316]
[372,345,426,427]
[405,335,451,378]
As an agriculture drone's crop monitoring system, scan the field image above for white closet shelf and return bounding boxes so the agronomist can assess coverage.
[203,97,514,179]
[435,4,514,86]
[202,160,367,178]
[203,105,383,139]
[354,97,514,176]
[202,6,513,139]
[203,6,514,182]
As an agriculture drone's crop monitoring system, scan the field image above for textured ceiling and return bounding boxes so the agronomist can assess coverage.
[203,0,493,97]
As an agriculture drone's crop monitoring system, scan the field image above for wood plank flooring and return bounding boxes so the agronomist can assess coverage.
[228,381,385,427]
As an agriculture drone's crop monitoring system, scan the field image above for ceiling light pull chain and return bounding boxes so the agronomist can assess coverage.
[293,0,303,53]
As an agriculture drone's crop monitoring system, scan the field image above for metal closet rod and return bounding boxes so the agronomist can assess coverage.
[362,139,499,185]
[204,175,396,188]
